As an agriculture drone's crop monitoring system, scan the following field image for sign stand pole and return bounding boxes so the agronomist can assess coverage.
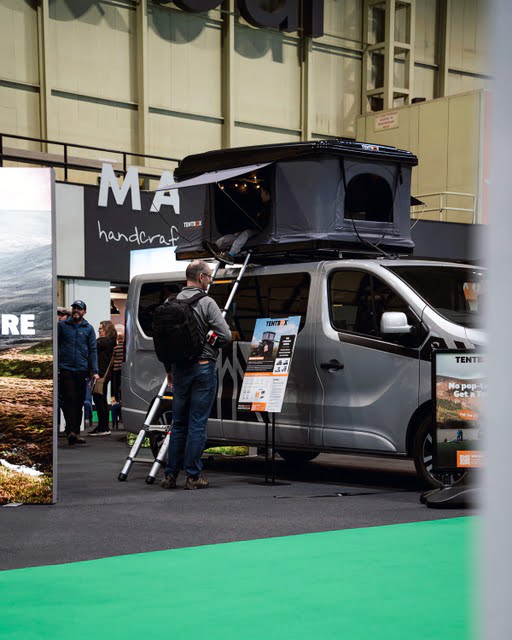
[422,481,480,508]
[265,412,289,486]
[264,413,269,484]
[271,412,276,484]
[423,475,480,510]
[249,412,289,486]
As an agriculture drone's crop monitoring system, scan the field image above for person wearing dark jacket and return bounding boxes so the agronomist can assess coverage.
[89,320,117,436]
[58,300,99,445]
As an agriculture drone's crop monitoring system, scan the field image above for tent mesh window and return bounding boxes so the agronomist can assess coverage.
[344,173,393,223]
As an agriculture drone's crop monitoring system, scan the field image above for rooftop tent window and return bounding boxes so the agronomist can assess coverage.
[344,173,394,223]
[214,168,272,236]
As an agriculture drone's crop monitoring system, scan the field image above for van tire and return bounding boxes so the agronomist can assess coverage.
[277,450,319,465]
[413,415,467,489]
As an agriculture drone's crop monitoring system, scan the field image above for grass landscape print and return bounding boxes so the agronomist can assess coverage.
[436,375,482,428]
[0,168,54,504]
[0,341,53,504]
[436,374,482,469]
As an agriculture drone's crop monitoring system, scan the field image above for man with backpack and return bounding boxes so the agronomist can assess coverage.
[155,260,231,490]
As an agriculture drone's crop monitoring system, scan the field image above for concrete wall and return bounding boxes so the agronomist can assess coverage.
[63,279,111,340]
[0,0,491,163]
[356,89,489,224]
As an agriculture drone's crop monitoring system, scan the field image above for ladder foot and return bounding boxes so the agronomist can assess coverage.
[145,475,156,485]
[118,473,127,481]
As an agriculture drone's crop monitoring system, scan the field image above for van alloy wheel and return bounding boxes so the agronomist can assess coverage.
[413,415,467,489]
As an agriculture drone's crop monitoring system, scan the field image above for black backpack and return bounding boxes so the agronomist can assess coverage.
[152,292,206,366]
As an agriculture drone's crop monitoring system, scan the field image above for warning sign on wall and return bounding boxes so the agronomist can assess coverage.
[374,111,400,131]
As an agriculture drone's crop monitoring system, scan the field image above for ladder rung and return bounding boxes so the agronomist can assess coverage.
[130,457,154,464]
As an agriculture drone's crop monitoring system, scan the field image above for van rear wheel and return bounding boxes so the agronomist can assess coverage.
[413,415,467,489]
[277,450,319,465]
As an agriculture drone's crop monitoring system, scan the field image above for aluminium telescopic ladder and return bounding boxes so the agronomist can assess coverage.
[118,251,252,483]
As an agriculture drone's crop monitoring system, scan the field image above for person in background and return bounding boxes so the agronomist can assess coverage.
[56,307,71,437]
[110,331,124,430]
[89,320,117,436]
[57,307,71,321]
[110,331,124,404]
[83,380,93,429]
[58,300,99,445]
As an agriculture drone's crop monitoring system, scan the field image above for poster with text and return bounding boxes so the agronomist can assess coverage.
[433,350,486,472]
[0,168,56,505]
[238,316,300,413]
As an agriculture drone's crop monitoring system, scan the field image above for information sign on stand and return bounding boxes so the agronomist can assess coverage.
[426,350,486,508]
[238,316,300,484]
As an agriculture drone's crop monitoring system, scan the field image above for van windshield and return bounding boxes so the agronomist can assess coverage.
[386,265,485,328]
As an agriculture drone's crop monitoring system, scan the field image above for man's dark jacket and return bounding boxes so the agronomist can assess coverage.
[58,317,98,374]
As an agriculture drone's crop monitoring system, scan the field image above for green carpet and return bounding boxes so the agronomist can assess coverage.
[0,518,475,640]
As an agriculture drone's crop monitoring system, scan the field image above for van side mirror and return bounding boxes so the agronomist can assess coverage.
[380,311,413,334]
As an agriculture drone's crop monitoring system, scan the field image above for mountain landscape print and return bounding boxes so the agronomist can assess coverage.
[0,168,55,504]
[434,352,485,471]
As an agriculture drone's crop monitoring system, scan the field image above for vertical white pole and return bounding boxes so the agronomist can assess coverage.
[483,2,512,638]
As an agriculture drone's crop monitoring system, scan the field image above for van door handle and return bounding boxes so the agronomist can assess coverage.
[320,359,344,371]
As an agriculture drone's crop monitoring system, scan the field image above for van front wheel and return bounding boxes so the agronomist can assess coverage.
[277,450,320,465]
[413,415,467,489]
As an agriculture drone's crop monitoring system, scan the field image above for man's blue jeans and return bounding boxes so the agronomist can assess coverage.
[165,361,217,479]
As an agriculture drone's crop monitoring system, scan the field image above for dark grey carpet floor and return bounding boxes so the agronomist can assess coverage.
[1,431,475,570]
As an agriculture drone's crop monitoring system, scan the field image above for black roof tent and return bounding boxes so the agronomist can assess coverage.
[174,139,417,180]
[170,139,419,262]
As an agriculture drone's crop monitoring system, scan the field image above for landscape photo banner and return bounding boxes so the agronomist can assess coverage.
[0,168,56,505]
[433,350,486,472]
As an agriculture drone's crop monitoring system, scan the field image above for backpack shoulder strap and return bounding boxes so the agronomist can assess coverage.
[180,291,207,306]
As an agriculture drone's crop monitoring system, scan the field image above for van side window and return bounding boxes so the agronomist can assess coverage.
[329,271,373,334]
[329,270,423,346]
[138,281,185,338]
[210,273,310,341]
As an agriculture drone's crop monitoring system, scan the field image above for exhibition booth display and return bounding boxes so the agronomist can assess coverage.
[0,168,56,505]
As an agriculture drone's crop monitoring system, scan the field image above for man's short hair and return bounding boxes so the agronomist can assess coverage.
[186,260,209,283]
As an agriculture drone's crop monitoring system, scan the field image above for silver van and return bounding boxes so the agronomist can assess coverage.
[121,257,484,488]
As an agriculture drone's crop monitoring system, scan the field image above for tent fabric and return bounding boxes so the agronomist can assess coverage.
[155,163,272,191]
[174,140,418,261]
[174,139,417,181]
